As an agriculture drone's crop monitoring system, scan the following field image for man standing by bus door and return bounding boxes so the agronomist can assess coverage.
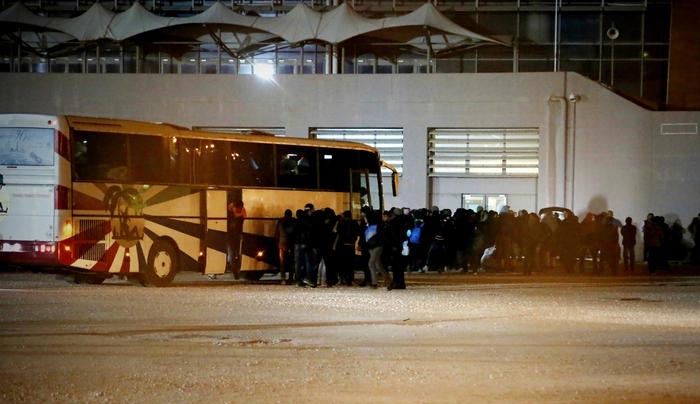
[227,199,247,279]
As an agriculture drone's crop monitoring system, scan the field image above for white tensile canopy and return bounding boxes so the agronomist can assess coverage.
[0,1,509,56]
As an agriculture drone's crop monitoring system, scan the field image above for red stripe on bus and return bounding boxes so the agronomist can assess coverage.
[55,185,70,210]
[89,242,122,273]
[56,130,70,160]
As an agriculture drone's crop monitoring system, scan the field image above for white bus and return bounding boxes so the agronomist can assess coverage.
[0,114,398,285]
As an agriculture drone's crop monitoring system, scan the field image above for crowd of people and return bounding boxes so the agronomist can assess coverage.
[275,203,409,290]
[272,204,700,288]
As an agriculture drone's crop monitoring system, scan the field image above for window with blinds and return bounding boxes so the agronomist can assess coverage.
[429,128,539,176]
[311,128,404,174]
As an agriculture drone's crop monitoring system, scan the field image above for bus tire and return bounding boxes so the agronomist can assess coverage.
[142,240,178,287]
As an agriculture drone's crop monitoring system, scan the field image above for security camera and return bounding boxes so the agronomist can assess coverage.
[568,93,580,102]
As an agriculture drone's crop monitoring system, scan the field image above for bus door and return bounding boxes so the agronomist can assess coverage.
[350,169,381,218]
[203,189,228,276]
[226,189,245,276]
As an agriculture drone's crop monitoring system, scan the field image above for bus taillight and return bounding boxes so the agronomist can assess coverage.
[255,250,265,260]
[36,244,56,254]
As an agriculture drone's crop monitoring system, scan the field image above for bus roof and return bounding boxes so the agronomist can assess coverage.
[0,113,62,128]
[65,115,380,154]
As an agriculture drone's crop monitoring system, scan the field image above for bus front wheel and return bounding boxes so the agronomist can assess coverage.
[142,240,178,286]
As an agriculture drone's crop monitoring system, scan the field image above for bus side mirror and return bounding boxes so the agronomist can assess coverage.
[391,172,399,197]
[381,160,399,197]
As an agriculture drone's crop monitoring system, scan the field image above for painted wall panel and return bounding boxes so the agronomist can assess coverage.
[0,72,698,226]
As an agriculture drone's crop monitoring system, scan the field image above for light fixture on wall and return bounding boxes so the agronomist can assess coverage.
[568,93,581,103]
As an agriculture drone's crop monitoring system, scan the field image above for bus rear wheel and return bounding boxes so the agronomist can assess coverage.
[142,240,178,286]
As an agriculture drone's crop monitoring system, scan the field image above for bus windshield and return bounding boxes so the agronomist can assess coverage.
[0,127,54,166]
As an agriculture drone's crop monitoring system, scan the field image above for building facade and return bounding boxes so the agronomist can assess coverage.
[1,0,699,228]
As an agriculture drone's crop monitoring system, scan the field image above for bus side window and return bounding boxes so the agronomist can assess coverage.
[194,139,228,186]
[231,142,273,187]
[129,134,169,183]
[174,138,197,184]
[319,148,353,191]
[73,136,88,179]
[277,145,316,189]
[73,131,127,181]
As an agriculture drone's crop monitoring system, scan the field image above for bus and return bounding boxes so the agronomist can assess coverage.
[0,114,398,285]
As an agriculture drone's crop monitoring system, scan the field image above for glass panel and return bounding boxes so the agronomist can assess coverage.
[519,44,554,59]
[644,5,671,42]
[376,65,393,74]
[73,131,127,181]
[478,12,518,37]
[519,11,555,43]
[319,148,354,191]
[561,12,600,42]
[181,63,197,74]
[352,170,381,214]
[604,12,643,42]
[230,142,274,187]
[194,139,228,186]
[201,63,217,74]
[486,195,507,212]
[276,145,316,189]
[130,134,170,183]
[462,194,484,212]
[435,59,465,73]
[173,138,196,184]
[612,61,643,98]
[476,60,513,73]
[560,44,599,59]
[220,64,236,74]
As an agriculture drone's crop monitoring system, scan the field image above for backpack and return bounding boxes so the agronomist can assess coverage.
[409,221,423,244]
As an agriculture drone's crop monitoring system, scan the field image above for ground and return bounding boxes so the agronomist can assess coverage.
[1,268,699,404]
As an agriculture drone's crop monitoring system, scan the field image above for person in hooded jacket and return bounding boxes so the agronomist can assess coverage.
[384,207,409,290]
[276,209,296,284]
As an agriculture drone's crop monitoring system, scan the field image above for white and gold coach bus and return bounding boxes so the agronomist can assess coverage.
[0,114,398,285]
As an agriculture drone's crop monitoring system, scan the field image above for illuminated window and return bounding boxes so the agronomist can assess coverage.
[311,128,404,174]
[429,128,539,177]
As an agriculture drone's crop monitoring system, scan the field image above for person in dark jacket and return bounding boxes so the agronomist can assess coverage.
[294,206,314,287]
[383,207,409,290]
[620,216,637,273]
[335,210,361,286]
[364,209,386,288]
[557,212,580,274]
[276,209,296,284]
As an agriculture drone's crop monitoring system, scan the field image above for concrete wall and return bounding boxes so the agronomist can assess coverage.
[0,71,698,228]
